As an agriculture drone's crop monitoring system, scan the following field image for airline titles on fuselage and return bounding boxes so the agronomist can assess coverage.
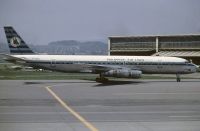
[107,58,145,62]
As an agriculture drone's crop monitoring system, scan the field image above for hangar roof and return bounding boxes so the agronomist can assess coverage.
[109,34,200,39]
[152,51,200,57]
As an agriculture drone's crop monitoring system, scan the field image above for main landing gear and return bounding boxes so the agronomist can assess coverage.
[176,74,181,82]
[95,74,109,83]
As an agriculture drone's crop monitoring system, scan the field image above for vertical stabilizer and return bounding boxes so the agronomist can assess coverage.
[4,26,34,54]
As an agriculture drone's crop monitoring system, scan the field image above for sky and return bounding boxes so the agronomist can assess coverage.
[0,0,200,45]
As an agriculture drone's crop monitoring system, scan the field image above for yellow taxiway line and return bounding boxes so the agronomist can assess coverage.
[45,86,99,131]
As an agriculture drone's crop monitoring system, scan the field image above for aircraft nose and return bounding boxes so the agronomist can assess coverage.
[191,64,199,72]
[195,64,199,71]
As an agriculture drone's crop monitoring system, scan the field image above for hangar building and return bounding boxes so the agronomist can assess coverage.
[108,34,200,64]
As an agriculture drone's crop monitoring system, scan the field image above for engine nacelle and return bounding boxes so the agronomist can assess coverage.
[102,69,142,78]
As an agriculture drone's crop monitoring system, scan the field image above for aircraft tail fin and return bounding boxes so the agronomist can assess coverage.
[4,26,34,54]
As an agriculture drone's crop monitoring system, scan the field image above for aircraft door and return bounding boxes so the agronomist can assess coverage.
[50,60,56,68]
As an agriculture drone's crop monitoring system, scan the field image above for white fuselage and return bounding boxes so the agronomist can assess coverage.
[12,55,198,74]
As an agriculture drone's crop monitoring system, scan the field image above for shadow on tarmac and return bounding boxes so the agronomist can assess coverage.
[24,81,96,85]
[24,79,200,85]
[23,80,145,86]
[94,80,145,87]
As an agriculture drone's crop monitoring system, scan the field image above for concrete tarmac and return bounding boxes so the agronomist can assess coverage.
[0,79,200,131]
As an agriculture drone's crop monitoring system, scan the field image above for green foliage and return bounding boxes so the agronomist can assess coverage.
[0,63,97,80]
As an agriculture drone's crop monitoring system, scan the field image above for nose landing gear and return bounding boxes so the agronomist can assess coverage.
[95,73,109,83]
[176,74,181,82]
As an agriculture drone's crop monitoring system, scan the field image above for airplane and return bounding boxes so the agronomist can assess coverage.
[1,26,199,83]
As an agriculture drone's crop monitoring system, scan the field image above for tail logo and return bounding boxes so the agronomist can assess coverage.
[10,37,21,47]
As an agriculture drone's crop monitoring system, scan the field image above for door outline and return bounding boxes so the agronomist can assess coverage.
[50,60,56,67]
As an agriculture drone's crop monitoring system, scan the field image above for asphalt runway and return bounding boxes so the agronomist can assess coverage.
[0,79,200,131]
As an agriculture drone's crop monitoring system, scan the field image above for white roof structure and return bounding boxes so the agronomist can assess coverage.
[153,51,200,57]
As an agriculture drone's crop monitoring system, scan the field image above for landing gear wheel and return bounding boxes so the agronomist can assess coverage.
[95,77,109,83]
[176,77,181,82]
[176,74,181,82]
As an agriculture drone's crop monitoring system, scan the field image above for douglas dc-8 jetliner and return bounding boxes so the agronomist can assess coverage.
[1,26,199,82]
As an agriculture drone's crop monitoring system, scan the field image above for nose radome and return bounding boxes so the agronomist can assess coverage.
[195,65,200,72]
[191,64,199,72]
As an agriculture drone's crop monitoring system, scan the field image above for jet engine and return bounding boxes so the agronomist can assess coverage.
[102,69,142,78]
